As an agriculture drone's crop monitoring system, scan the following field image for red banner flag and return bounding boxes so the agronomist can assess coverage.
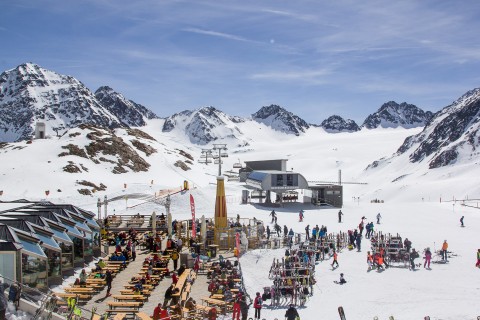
[190,194,196,238]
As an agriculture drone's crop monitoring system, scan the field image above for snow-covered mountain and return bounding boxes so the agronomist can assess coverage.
[362,101,433,129]
[251,104,310,136]
[94,86,158,127]
[319,115,360,132]
[0,63,123,142]
[162,106,247,145]
[395,88,480,168]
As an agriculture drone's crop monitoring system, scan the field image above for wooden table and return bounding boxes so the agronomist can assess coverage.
[65,287,94,294]
[107,301,142,310]
[112,295,148,303]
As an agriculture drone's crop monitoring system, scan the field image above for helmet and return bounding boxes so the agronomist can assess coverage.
[340,273,344,276]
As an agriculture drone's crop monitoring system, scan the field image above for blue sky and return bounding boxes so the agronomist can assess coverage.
[1,0,480,123]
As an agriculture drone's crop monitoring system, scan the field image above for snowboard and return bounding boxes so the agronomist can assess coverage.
[338,306,346,320]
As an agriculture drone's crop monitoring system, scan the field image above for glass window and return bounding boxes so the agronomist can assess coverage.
[51,228,72,244]
[71,236,84,263]
[92,231,100,248]
[0,253,16,282]
[84,232,93,256]
[58,241,73,269]
[74,221,92,233]
[21,253,47,291]
[36,232,61,251]
[286,174,293,186]
[63,224,84,238]
[276,175,284,186]
[42,247,61,278]
[18,238,47,259]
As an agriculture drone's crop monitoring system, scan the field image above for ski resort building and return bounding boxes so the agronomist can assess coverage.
[242,159,343,207]
[0,200,100,291]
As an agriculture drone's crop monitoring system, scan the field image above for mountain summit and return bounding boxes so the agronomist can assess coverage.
[251,104,309,136]
[94,86,158,127]
[320,115,360,132]
[362,101,433,129]
[0,63,123,141]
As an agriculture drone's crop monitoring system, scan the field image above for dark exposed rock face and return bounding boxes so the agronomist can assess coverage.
[252,104,309,136]
[362,101,433,129]
[320,115,360,132]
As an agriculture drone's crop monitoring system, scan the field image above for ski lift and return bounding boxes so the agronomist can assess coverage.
[214,159,222,164]
[212,154,219,159]
[220,152,228,158]
[233,159,242,169]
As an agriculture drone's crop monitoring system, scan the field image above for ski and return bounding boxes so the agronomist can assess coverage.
[338,306,346,320]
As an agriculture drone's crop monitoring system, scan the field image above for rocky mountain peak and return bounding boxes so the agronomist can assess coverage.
[362,101,433,129]
[320,115,360,132]
[251,104,309,136]
[94,86,158,127]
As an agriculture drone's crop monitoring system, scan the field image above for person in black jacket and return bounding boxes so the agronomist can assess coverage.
[105,269,113,297]
[163,284,175,307]
[239,297,251,320]
[285,304,299,320]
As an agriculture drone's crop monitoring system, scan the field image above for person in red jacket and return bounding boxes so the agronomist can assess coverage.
[208,306,217,320]
[253,292,262,320]
[232,292,242,320]
[152,303,170,320]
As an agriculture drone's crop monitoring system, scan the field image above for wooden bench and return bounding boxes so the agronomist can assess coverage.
[65,287,94,294]
[120,289,152,296]
[136,312,152,320]
[107,301,142,312]
[113,313,127,320]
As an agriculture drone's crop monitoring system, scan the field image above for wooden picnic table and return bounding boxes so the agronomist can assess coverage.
[107,301,142,310]
[112,295,148,302]
[201,297,227,307]
[124,284,153,289]
[65,287,94,294]
[54,293,92,300]
[120,289,152,296]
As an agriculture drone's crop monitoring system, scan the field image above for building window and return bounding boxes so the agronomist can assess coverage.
[276,175,284,186]
[21,253,47,290]
[59,242,73,269]
[286,174,293,186]
[72,237,84,264]
[43,248,61,278]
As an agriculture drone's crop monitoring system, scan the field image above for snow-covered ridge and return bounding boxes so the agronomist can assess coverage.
[362,101,433,129]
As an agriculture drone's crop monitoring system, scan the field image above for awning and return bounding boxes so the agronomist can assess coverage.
[18,237,47,259]
[36,232,61,252]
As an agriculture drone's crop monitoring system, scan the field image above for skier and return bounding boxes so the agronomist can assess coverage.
[253,292,263,320]
[476,249,480,268]
[285,304,300,320]
[424,247,432,269]
[367,251,373,270]
[266,226,271,240]
[376,212,382,224]
[358,220,364,235]
[305,224,310,241]
[274,224,281,237]
[441,240,449,261]
[460,216,464,227]
[355,234,362,252]
[270,210,276,224]
[409,248,419,270]
[283,225,288,238]
[338,210,343,223]
[331,250,339,268]
[339,273,347,284]
[299,210,304,222]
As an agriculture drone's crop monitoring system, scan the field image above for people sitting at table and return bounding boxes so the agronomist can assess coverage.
[224,287,233,303]
[185,297,197,311]
[79,269,87,285]
[95,259,106,271]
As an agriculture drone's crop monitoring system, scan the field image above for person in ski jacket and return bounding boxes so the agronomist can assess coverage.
[305,225,310,240]
[404,238,412,252]
[105,269,113,296]
[266,226,271,240]
[283,225,288,238]
[270,210,276,223]
[331,251,339,268]
[476,249,480,268]
[299,210,304,222]
[239,296,250,320]
[253,292,262,320]
[355,234,362,252]
[410,248,419,270]
[79,269,87,285]
[232,292,242,320]
[367,251,373,270]
[339,273,346,284]
[442,240,448,261]
[424,247,432,268]
[376,212,382,224]
[338,210,343,223]
[460,216,464,227]
[285,304,300,320]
